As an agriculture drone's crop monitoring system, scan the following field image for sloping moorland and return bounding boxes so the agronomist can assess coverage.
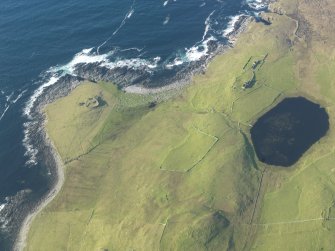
[26,0,335,250]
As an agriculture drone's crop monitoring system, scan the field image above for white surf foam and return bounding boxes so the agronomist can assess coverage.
[97,0,136,54]
[0,202,9,230]
[165,11,217,69]
[12,90,27,104]
[0,217,9,230]
[82,47,94,54]
[0,218,9,229]
[186,47,205,62]
[246,0,267,10]
[23,75,61,119]
[127,9,134,19]
[0,203,6,213]
[0,203,7,227]
[101,56,160,71]
[0,90,27,122]
[223,14,243,37]
[0,105,10,121]
[202,11,215,41]
[6,92,14,103]
[113,0,136,36]
[163,15,170,25]
[186,36,216,62]
[23,121,39,166]
[97,41,108,55]
[166,35,216,69]
[120,47,144,53]
[165,58,184,69]
[59,51,109,73]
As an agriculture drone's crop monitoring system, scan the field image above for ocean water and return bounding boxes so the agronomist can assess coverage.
[0,0,268,249]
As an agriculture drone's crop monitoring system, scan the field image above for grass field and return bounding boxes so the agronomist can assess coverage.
[25,0,335,250]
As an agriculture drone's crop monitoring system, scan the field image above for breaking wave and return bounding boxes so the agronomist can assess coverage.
[97,0,136,54]
[0,203,9,230]
[22,0,270,167]
[0,90,26,122]
[0,189,32,232]
[246,0,268,11]
[223,14,245,37]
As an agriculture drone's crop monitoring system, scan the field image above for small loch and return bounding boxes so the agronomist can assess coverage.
[250,97,329,167]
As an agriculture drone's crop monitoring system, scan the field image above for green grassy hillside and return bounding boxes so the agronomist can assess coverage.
[26,0,335,250]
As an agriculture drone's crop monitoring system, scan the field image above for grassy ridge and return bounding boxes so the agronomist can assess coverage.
[26,0,335,250]
[28,82,260,250]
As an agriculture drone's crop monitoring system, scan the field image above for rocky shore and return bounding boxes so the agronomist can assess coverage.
[13,8,263,251]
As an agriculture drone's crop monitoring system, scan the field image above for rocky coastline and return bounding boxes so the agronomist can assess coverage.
[14,8,265,251]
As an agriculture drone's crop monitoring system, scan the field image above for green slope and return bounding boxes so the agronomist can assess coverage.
[26,0,335,250]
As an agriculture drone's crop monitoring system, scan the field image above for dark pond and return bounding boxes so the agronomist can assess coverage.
[250,97,329,167]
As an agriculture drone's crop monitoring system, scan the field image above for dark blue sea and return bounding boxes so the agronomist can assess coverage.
[0,0,268,249]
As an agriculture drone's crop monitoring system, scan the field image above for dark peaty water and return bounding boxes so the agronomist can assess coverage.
[250,97,329,167]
